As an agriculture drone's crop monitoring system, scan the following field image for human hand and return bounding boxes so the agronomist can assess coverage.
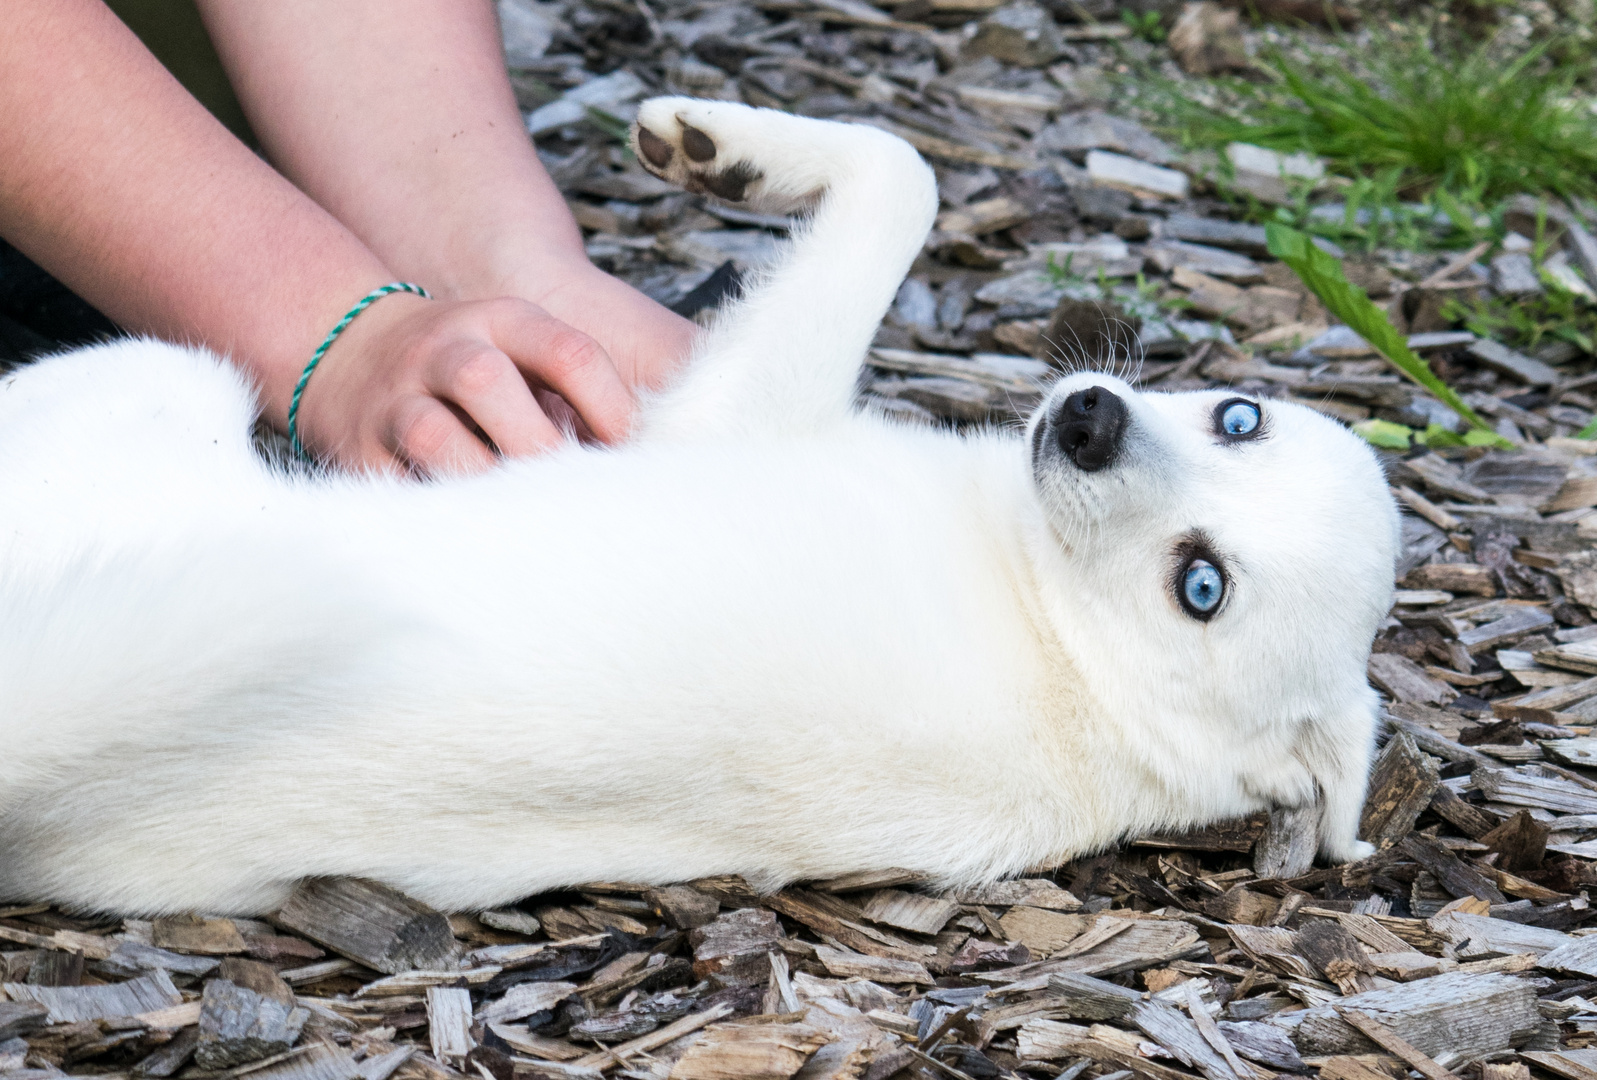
[289,292,635,476]
[502,260,699,395]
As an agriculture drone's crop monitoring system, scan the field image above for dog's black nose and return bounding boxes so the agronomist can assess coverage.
[1052,386,1127,471]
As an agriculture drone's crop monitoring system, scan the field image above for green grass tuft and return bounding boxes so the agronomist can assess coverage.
[1153,33,1597,204]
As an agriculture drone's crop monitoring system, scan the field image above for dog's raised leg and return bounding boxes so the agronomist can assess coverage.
[629,97,938,441]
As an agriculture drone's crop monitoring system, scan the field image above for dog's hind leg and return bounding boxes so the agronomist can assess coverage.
[1298,701,1380,864]
[629,98,938,441]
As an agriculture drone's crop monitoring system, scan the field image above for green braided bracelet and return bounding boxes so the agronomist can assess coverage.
[288,282,431,459]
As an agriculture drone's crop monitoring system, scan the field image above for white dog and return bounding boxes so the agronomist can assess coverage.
[0,99,1398,916]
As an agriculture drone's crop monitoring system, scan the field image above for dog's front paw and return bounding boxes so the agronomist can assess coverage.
[633,98,767,204]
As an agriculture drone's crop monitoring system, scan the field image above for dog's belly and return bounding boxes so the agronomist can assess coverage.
[0,429,1110,913]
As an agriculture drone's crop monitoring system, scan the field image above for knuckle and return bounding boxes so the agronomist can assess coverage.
[393,402,455,461]
[447,350,506,398]
[540,328,606,380]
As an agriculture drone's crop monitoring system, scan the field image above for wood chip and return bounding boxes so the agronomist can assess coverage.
[272,878,457,975]
[3,969,181,1023]
[1290,972,1540,1057]
[667,1021,829,1080]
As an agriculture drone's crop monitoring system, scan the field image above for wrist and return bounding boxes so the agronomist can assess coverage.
[248,280,426,433]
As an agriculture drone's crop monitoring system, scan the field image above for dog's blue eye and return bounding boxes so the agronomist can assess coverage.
[1183,560,1223,614]
[1221,400,1260,437]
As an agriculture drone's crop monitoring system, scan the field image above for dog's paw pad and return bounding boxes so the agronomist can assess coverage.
[631,104,765,205]
[680,123,717,163]
[637,126,675,169]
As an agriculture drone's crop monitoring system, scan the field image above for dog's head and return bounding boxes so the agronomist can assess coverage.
[1025,371,1398,752]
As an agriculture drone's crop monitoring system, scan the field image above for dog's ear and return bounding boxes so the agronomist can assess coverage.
[1297,696,1381,865]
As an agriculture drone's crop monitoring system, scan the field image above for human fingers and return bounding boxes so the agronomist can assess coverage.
[489,301,635,445]
[426,343,564,458]
[385,394,499,477]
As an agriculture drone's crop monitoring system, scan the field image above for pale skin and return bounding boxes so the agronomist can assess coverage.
[0,0,696,473]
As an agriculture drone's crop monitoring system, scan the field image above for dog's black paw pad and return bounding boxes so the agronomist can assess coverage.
[704,162,762,202]
[637,126,674,169]
[681,123,718,163]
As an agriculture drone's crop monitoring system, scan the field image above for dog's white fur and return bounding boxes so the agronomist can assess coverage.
[0,100,1399,915]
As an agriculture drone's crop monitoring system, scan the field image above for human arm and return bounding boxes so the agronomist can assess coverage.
[0,0,634,472]
[194,0,697,394]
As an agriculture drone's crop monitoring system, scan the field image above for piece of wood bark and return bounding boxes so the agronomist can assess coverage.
[1523,1050,1597,1080]
[152,917,248,955]
[133,1025,200,1078]
[194,960,307,1070]
[1290,971,1540,1057]
[984,917,1203,987]
[1203,887,1280,926]
[1320,1056,1407,1080]
[1385,710,1495,768]
[1131,815,1266,853]
[1216,1019,1305,1070]
[1254,804,1318,879]
[1428,786,1498,839]
[273,878,457,975]
[644,887,720,931]
[1536,934,1597,976]
[1335,1007,1461,1080]
[1398,835,1506,903]
[1361,732,1441,847]
[1366,950,1443,980]
[477,981,579,1025]
[97,940,222,982]
[1480,809,1550,870]
[1180,983,1253,1080]
[238,1043,362,1080]
[573,1002,734,1070]
[1013,1020,1197,1078]
[426,986,474,1066]
[356,1046,414,1080]
[24,952,82,987]
[1329,911,1416,955]
[668,1021,829,1080]
[3,969,181,1023]
[0,1002,47,1040]
[809,869,930,894]
[813,945,931,985]
[691,909,783,987]
[858,890,958,936]
[762,890,926,963]
[952,879,1083,910]
[1369,653,1458,705]
[1224,925,1319,980]
[1428,910,1572,958]
[1130,1000,1246,1080]
[1474,766,1597,815]
[995,908,1089,954]
[1295,920,1376,995]
[1044,972,1141,1020]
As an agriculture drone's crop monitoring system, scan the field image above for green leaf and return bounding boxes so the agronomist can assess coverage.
[1264,223,1513,448]
[1414,423,1465,447]
[1352,418,1415,449]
